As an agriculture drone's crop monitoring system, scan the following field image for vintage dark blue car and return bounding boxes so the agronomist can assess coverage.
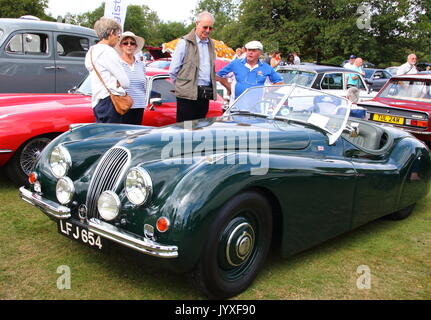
[20,85,431,298]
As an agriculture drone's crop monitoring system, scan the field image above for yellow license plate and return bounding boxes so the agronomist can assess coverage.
[372,114,404,125]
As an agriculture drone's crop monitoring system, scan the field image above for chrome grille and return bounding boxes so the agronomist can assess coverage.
[86,147,130,219]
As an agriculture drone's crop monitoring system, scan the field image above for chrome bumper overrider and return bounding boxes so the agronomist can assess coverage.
[19,187,179,258]
[20,186,71,219]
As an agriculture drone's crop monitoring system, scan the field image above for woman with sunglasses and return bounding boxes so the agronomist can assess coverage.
[115,31,147,125]
[85,17,129,123]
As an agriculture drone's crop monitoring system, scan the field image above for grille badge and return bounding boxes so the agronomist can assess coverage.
[78,204,88,220]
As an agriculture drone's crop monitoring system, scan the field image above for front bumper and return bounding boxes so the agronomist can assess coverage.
[19,186,179,259]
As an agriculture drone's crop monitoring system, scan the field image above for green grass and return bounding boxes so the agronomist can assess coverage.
[0,171,430,300]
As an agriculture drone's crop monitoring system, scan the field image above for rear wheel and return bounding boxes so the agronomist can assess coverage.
[385,203,416,220]
[5,136,52,186]
[191,191,272,299]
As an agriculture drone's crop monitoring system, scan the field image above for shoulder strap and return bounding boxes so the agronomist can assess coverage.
[90,48,112,94]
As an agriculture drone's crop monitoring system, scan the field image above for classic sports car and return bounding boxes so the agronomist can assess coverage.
[20,85,431,298]
[277,64,376,101]
[358,73,431,146]
[0,68,223,185]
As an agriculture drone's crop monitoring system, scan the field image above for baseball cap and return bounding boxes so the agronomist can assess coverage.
[350,55,356,59]
[245,41,263,51]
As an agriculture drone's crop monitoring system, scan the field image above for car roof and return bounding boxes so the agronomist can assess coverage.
[0,18,97,38]
[364,68,386,72]
[277,64,361,74]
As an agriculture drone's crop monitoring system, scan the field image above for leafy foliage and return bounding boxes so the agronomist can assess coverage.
[0,0,52,20]
[217,0,431,66]
[4,0,429,65]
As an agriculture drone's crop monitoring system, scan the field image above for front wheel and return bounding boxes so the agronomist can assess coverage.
[191,191,273,299]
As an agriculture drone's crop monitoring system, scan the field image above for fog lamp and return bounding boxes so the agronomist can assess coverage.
[56,177,75,205]
[97,191,121,221]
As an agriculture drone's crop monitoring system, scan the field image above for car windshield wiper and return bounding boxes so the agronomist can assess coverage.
[272,115,332,135]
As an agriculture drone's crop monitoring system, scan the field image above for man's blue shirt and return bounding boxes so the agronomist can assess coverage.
[217,58,283,99]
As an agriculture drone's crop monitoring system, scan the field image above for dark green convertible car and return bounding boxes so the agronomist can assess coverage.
[20,85,431,298]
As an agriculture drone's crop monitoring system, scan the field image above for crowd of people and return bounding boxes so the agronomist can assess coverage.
[85,11,422,125]
[85,12,288,124]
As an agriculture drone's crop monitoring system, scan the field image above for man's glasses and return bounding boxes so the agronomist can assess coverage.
[122,41,136,46]
[202,25,213,31]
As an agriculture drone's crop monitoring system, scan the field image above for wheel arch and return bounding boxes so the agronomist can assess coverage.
[4,131,63,185]
[241,185,283,251]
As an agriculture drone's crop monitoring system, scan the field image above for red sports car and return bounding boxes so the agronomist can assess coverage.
[0,68,224,185]
[359,74,431,147]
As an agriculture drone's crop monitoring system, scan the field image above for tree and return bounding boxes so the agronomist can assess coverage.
[193,0,240,43]
[219,0,428,66]
[70,3,104,28]
[70,3,164,46]
[157,22,189,43]
[0,0,50,19]
[123,5,161,46]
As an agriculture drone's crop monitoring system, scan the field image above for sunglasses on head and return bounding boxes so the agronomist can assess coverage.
[122,41,136,46]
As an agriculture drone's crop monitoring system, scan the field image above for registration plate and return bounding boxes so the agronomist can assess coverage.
[58,219,104,250]
[372,113,404,125]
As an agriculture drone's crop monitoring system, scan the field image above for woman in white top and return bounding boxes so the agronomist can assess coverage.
[85,17,129,123]
[116,31,147,125]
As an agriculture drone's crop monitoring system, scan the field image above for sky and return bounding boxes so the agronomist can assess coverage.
[46,0,199,23]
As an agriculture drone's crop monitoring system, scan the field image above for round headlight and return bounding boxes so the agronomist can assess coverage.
[50,146,72,178]
[98,191,121,221]
[125,167,152,205]
[56,177,75,205]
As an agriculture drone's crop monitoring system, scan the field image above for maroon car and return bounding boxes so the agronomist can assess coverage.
[359,74,431,146]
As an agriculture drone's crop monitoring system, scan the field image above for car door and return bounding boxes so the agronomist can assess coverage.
[320,72,345,97]
[54,32,98,93]
[343,140,401,228]
[142,75,177,126]
[342,71,375,100]
[0,30,55,93]
[280,137,357,256]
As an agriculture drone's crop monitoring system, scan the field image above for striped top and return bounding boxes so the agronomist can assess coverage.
[119,59,147,109]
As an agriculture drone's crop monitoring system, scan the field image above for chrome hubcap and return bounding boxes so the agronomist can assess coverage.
[225,222,255,267]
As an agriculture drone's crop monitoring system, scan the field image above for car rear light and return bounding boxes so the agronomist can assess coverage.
[406,119,428,128]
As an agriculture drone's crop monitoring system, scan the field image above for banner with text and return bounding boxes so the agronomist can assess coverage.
[104,0,129,30]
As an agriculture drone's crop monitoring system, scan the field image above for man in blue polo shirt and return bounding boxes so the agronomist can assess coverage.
[216,40,283,103]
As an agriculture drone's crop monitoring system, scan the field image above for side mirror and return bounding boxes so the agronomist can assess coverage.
[365,79,374,85]
[149,98,162,110]
[68,86,78,94]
